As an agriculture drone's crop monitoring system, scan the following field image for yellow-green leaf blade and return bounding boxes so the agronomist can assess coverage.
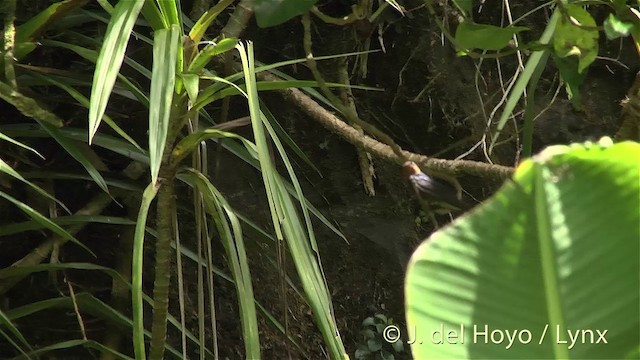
[149,24,180,185]
[88,0,145,143]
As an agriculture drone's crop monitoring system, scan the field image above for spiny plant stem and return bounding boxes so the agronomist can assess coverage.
[149,96,185,359]
[149,161,177,360]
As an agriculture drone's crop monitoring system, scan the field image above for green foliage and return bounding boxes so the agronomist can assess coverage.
[147,24,180,185]
[0,190,90,255]
[406,139,639,359]
[2,0,353,358]
[603,13,635,40]
[131,182,159,360]
[87,0,145,142]
[356,314,404,360]
[14,0,86,59]
[554,4,599,73]
[2,0,637,358]
[487,12,558,155]
[455,22,528,51]
[451,0,472,17]
[551,55,586,109]
[254,0,319,28]
[447,0,640,156]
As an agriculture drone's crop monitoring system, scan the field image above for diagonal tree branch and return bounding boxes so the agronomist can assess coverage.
[261,72,514,181]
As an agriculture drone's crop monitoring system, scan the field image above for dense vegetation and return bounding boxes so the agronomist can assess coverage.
[0,0,638,359]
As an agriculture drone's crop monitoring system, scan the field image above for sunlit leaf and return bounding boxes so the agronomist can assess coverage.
[603,13,634,40]
[15,0,87,59]
[157,0,180,26]
[148,24,180,185]
[488,10,559,154]
[188,37,238,73]
[189,0,235,44]
[407,140,639,359]
[553,4,598,73]
[236,41,347,359]
[0,131,43,159]
[88,0,145,143]
[455,21,528,51]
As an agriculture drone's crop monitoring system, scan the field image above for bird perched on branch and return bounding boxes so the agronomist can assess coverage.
[402,161,472,211]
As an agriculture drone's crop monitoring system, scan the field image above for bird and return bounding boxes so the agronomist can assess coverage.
[402,161,472,211]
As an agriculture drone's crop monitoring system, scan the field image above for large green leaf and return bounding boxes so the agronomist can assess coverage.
[455,21,528,51]
[406,139,639,359]
[254,0,318,28]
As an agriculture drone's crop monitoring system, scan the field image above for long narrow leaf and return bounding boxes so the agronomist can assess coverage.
[20,171,143,192]
[236,42,347,359]
[148,24,180,185]
[188,0,235,44]
[0,215,141,237]
[29,71,142,151]
[34,120,109,193]
[488,10,559,154]
[0,191,93,256]
[179,169,261,358]
[0,132,43,159]
[1,125,148,164]
[157,0,180,27]
[0,309,32,357]
[0,158,69,213]
[88,0,145,142]
[211,127,347,242]
[132,182,160,360]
